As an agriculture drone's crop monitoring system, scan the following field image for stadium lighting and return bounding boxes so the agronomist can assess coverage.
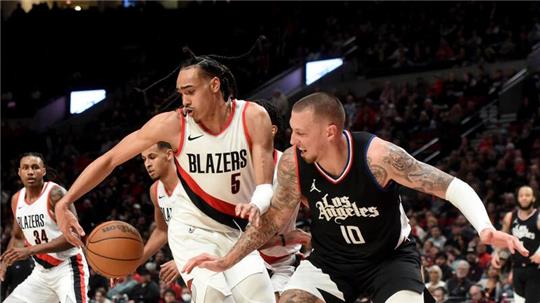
[305,58,343,85]
[70,89,106,114]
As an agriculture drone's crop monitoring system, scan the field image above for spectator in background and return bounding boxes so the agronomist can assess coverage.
[447,260,473,303]
[107,274,137,300]
[468,284,495,303]
[271,90,289,119]
[428,225,448,249]
[465,246,484,282]
[425,265,447,293]
[432,286,447,303]
[435,252,454,282]
[93,288,112,303]
[128,268,160,303]
[162,288,179,303]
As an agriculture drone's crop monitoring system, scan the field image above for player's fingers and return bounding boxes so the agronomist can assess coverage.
[235,204,242,216]
[515,238,529,256]
[74,222,86,237]
[182,254,209,274]
[506,238,515,254]
[239,205,250,219]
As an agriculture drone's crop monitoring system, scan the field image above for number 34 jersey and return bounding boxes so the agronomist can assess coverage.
[296,131,411,263]
[13,181,81,267]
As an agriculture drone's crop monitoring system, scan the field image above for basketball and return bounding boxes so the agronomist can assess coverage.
[85,221,144,278]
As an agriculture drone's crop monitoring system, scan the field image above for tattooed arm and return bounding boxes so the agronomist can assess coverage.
[367,137,528,256]
[182,147,301,273]
[366,137,452,199]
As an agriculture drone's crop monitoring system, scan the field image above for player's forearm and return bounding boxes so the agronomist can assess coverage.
[141,228,168,265]
[28,236,74,255]
[260,234,282,249]
[225,211,281,266]
[62,156,116,204]
[445,178,494,234]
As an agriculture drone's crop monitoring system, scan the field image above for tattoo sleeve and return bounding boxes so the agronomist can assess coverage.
[227,147,301,265]
[369,141,453,199]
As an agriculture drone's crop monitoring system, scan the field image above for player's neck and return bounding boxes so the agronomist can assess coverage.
[517,207,535,218]
[25,182,45,202]
[200,100,231,134]
[317,133,348,177]
[160,167,179,193]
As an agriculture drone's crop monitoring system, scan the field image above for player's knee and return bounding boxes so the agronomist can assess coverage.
[231,272,275,303]
[385,290,423,303]
[279,289,324,303]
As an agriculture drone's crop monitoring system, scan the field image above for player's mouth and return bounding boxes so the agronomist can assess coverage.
[183,107,194,116]
[27,177,35,183]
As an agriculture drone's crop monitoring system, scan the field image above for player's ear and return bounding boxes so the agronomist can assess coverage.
[209,76,221,94]
[326,124,339,140]
[166,149,174,160]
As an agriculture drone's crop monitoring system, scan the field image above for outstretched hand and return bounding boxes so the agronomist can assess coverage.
[160,260,180,284]
[0,247,31,267]
[480,228,528,256]
[55,202,85,247]
[235,203,261,227]
[181,253,231,274]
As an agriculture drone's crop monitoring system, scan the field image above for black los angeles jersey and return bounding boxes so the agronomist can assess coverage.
[296,131,409,264]
[511,209,540,266]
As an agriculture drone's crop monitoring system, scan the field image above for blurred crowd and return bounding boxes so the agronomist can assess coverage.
[2,2,540,303]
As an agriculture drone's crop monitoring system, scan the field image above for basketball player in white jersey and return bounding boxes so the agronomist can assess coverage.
[0,153,89,303]
[253,98,312,301]
[54,53,276,302]
[138,141,181,284]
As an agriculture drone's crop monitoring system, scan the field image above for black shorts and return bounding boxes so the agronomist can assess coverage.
[285,238,425,303]
[513,265,540,302]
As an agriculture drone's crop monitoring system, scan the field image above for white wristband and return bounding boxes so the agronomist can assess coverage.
[250,184,273,214]
[445,178,494,234]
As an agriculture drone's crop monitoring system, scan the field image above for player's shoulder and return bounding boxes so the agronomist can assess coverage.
[151,110,181,123]
[243,100,270,121]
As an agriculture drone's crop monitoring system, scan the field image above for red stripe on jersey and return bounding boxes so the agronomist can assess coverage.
[259,250,290,265]
[175,161,238,217]
[175,108,186,157]
[242,101,253,151]
[34,253,63,266]
[77,254,87,303]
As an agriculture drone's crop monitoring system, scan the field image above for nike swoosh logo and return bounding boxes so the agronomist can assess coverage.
[158,195,165,199]
[188,134,203,141]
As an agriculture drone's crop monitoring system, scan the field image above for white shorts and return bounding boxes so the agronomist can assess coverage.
[267,254,296,294]
[283,260,345,302]
[168,220,269,302]
[4,254,89,303]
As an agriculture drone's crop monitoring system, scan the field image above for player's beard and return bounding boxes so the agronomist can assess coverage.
[517,200,534,211]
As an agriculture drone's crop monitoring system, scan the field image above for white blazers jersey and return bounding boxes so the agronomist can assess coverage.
[151,180,181,224]
[13,181,81,268]
[174,99,257,232]
[259,150,301,265]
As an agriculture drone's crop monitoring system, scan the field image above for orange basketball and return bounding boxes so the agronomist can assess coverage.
[85,221,144,278]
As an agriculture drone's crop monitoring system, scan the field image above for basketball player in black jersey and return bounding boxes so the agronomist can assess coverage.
[183,92,528,303]
[492,185,540,303]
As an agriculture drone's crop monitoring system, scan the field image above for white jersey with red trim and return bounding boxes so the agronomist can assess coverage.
[173,99,257,232]
[14,181,81,266]
[259,150,301,265]
[153,180,181,224]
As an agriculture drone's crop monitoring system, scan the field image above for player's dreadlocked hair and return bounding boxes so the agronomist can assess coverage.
[180,35,266,102]
[136,36,266,110]
[180,49,238,102]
